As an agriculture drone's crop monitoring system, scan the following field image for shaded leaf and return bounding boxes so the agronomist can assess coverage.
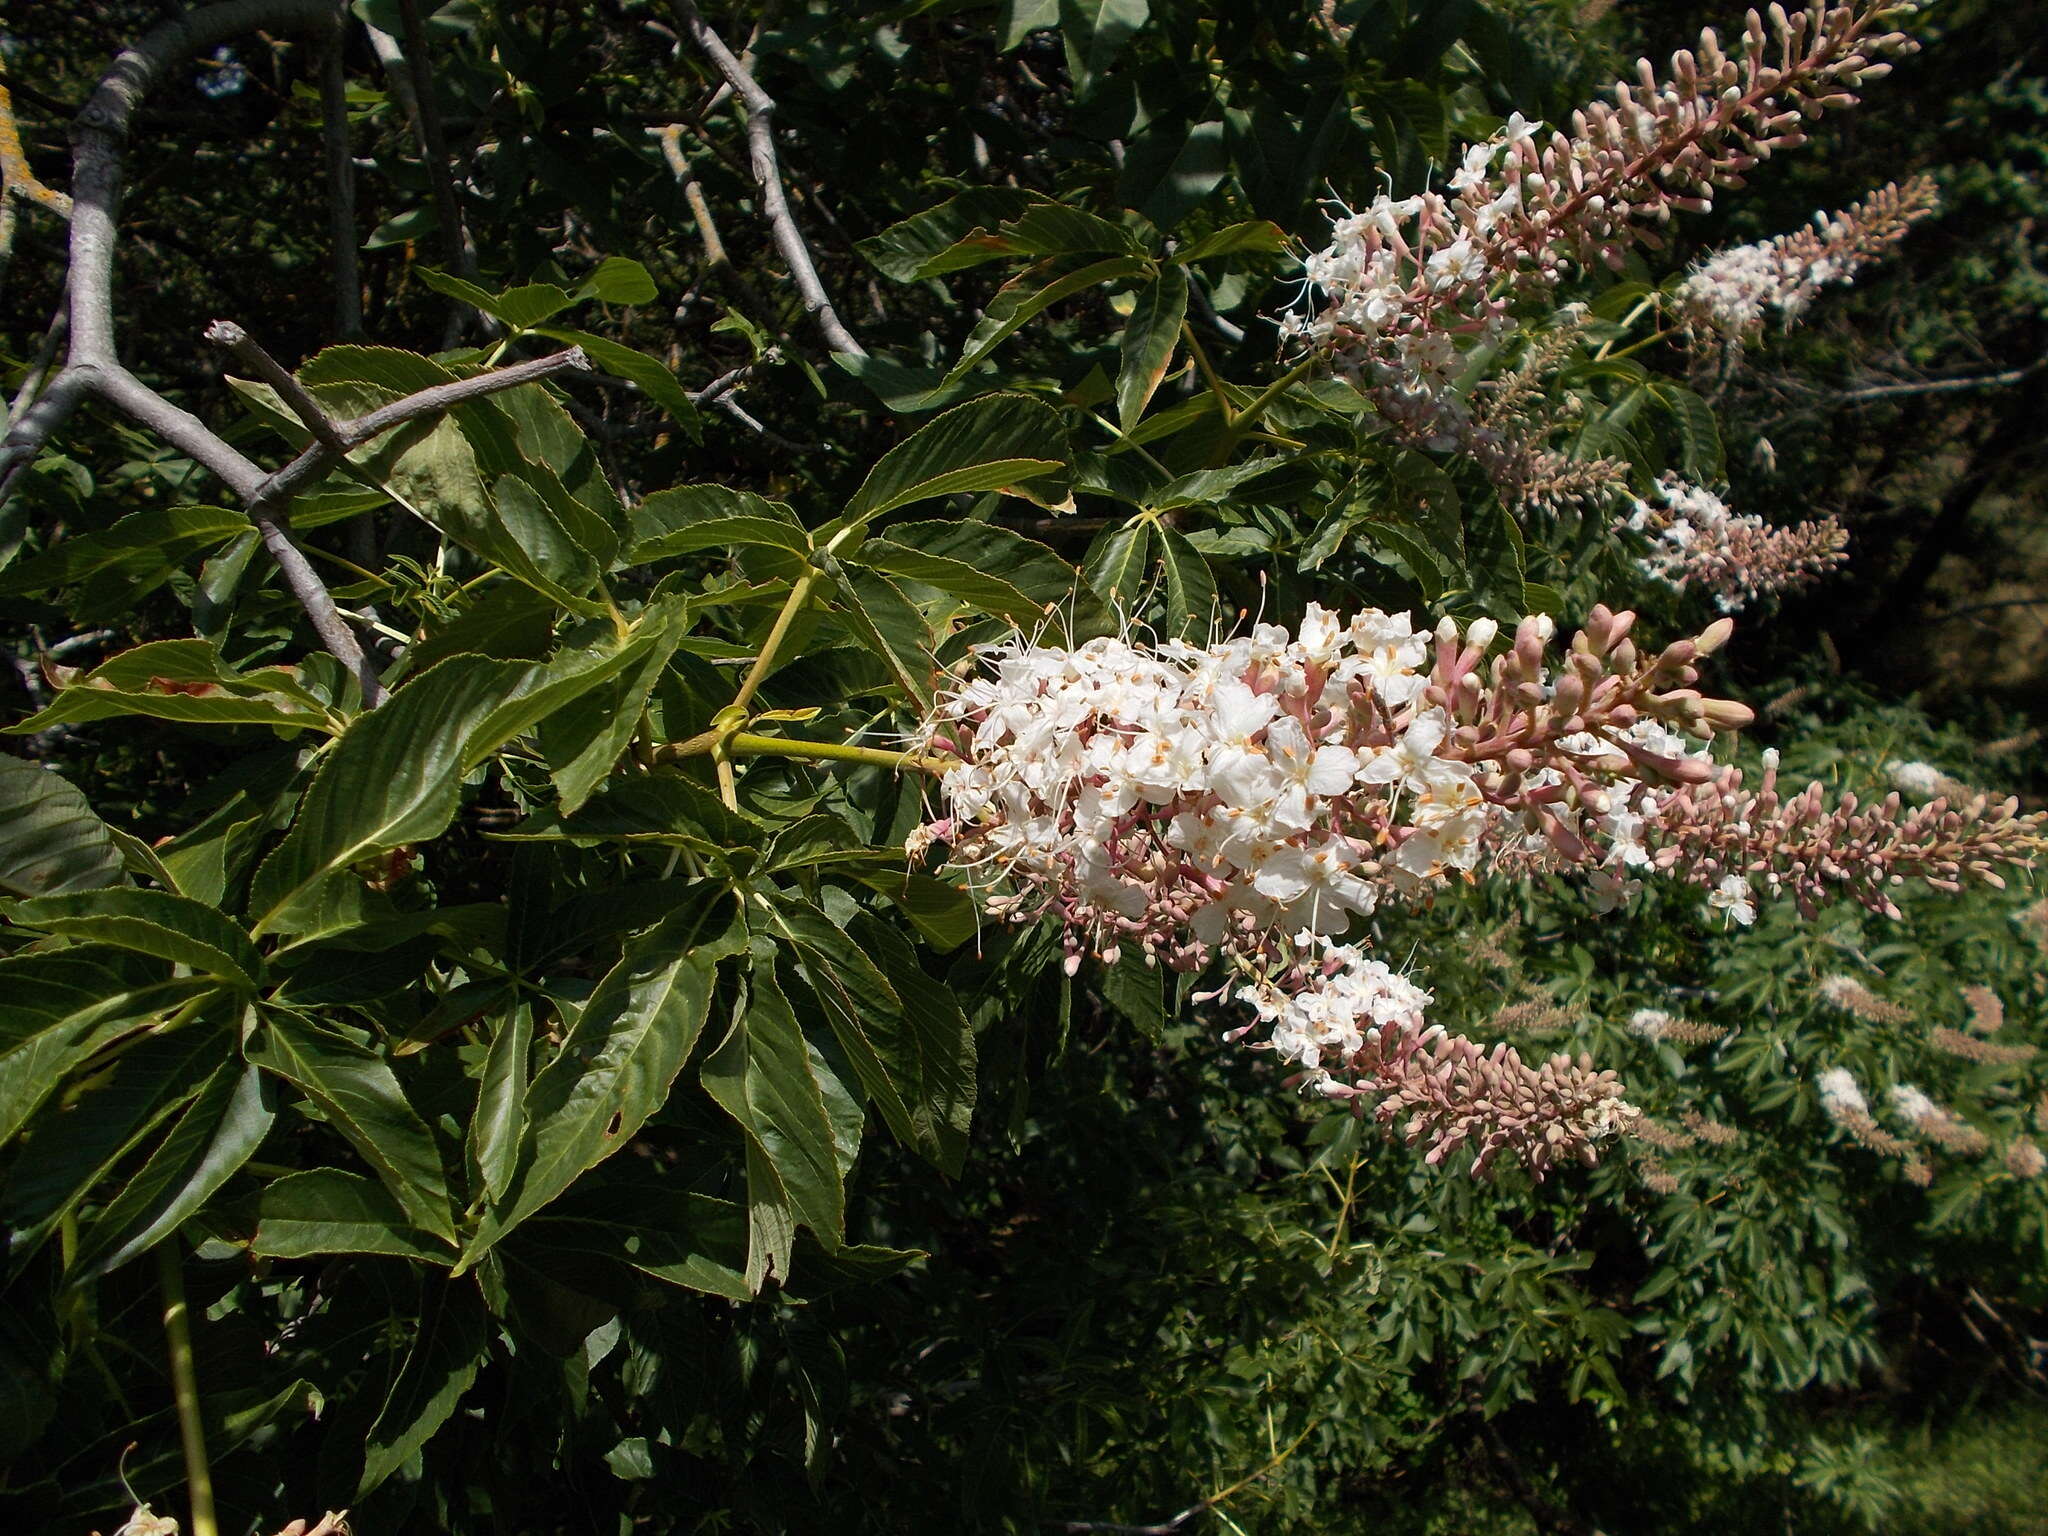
[0,756,125,899]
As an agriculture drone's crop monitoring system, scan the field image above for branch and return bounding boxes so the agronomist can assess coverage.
[674,1,866,357]
[0,79,74,217]
[318,37,362,338]
[395,0,477,290]
[1830,359,2043,405]
[204,320,349,453]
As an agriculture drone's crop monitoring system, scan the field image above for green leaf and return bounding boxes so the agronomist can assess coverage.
[0,506,250,596]
[1121,119,1228,230]
[1000,0,1060,48]
[996,202,1142,258]
[702,950,846,1250]
[856,187,1039,282]
[469,1004,533,1202]
[1083,521,1155,605]
[1098,951,1164,1040]
[414,267,576,330]
[68,1063,272,1280]
[1657,382,1725,481]
[0,756,125,898]
[520,1176,749,1300]
[1060,0,1150,93]
[250,1168,453,1261]
[1156,525,1216,641]
[2,1024,227,1267]
[6,640,334,734]
[850,520,1079,627]
[358,1279,488,1497]
[573,256,659,307]
[1170,221,1288,264]
[532,326,703,438]
[0,950,206,1144]
[1117,268,1188,428]
[461,896,735,1262]
[849,869,979,953]
[825,564,937,709]
[248,657,538,935]
[246,1012,458,1245]
[767,903,978,1177]
[624,484,809,564]
[946,257,1147,381]
[9,889,264,987]
[836,395,1072,527]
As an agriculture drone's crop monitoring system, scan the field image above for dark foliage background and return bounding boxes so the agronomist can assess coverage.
[3,2,2045,1532]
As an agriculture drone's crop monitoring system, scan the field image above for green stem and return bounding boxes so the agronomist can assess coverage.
[663,729,951,775]
[157,1244,218,1536]
[732,567,821,715]
[1182,321,1235,419]
[1602,326,1674,362]
[1206,355,1319,466]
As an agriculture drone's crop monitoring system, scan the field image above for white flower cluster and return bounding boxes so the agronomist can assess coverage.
[1281,116,1545,448]
[1816,1067,1870,1123]
[923,604,1495,956]
[1675,178,1939,347]
[1234,936,1436,1079]
[1674,236,1842,341]
[1623,474,1847,613]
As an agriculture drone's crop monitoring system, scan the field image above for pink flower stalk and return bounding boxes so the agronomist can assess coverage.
[1675,174,1939,346]
[916,595,2043,1175]
[1285,3,1919,488]
[1624,474,1848,611]
[1639,756,2046,920]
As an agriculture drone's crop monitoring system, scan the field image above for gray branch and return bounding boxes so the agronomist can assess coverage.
[319,36,363,338]
[675,1,866,357]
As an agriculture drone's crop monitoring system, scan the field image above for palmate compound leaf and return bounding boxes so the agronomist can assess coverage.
[0,755,125,899]
[763,895,977,1176]
[245,1011,459,1247]
[457,891,743,1267]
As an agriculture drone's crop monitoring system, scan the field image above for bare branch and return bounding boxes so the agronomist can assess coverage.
[319,37,362,338]
[395,0,477,289]
[341,348,592,447]
[0,79,74,217]
[651,125,728,266]
[1830,360,2043,405]
[204,320,349,453]
[674,1,867,357]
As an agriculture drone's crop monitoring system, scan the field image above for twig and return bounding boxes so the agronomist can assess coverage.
[204,321,349,453]
[674,1,866,356]
[1056,1421,1319,1534]
[1829,359,2043,405]
[651,123,728,266]
[318,37,361,338]
[396,0,477,289]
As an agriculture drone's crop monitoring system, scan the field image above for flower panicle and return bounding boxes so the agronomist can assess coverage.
[1624,475,1848,613]
[1676,173,1940,346]
[916,595,2043,1176]
[1283,2,1920,498]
